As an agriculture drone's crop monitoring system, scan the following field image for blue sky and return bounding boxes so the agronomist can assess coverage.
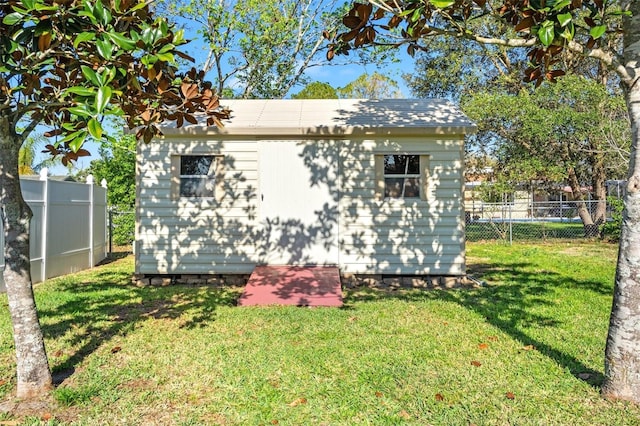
[297,56,412,97]
[44,19,414,175]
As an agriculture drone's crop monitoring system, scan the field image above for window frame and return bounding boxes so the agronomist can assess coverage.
[171,154,225,201]
[375,153,430,201]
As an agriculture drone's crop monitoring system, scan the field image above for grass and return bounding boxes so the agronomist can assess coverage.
[1,242,639,425]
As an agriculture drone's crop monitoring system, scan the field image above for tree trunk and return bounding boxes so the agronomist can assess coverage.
[602,0,640,402]
[590,154,608,226]
[566,167,598,237]
[0,115,52,398]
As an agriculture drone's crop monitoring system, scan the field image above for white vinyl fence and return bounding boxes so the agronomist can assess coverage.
[1,170,107,290]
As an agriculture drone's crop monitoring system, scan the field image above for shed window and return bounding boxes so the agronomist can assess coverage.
[375,154,429,201]
[178,155,223,198]
[384,154,420,198]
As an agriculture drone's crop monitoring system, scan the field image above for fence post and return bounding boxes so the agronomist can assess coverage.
[39,168,48,282]
[87,175,94,268]
[108,207,113,256]
[102,179,108,259]
[530,188,534,222]
[509,202,513,245]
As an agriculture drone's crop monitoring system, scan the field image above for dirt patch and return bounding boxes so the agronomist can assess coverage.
[558,246,587,256]
[0,394,59,423]
[117,378,157,391]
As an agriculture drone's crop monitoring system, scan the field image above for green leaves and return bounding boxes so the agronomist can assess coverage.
[79,0,112,26]
[590,25,607,39]
[551,0,572,11]
[66,87,95,97]
[3,12,23,25]
[1,0,227,167]
[537,21,555,47]
[66,105,92,118]
[429,0,454,8]
[556,13,572,27]
[96,39,114,60]
[95,86,112,114]
[81,66,100,86]
[329,0,626,95]
[74,32,96,48]
[106,31,136,50]
[87,118,103,139]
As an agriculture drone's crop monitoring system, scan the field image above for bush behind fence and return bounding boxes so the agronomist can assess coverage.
[108,208,135,252]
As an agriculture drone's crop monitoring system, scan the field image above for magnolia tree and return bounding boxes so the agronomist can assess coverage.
[328,0,639,402]
[1,0,228,398]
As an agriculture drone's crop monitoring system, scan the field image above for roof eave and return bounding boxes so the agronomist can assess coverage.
[158,124,478,138]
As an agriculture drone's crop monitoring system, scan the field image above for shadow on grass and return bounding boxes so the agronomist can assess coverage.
[95,252,131,266]
[37,263,243,385]
[343,259,609,389]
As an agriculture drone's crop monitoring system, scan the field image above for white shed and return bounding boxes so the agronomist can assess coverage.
[135,99,476,280]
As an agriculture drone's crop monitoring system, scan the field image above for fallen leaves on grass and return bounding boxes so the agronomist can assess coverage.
[288,397,307,407]
[375,391,383,398]
[53,350,64,358]
[435,393,444,401]
[478,343,489,350]
[488,336,498,341]
[269,379,280,388]
[522,345,535,351]
[399,409,411,419]
[506,392,515,400]
[111,346,122,354]
[0,379,7,386]
[471,360,482,367]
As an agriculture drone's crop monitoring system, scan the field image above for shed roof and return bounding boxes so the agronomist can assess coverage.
[161,98,476,137]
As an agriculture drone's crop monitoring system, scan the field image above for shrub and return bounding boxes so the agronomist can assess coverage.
[110,209,135,246]
[601,196,623,242]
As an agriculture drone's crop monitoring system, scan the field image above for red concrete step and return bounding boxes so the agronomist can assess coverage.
[238,266,343,307]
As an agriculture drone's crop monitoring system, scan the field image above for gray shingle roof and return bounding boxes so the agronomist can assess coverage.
[161,99,477,137]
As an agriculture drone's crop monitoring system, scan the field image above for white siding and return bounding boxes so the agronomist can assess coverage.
[338,137,465,275]
[136,138,260,274]
[136,99,472,276]
[137,135,465,276]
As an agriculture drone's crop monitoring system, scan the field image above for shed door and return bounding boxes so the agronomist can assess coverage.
[258,141,339,265]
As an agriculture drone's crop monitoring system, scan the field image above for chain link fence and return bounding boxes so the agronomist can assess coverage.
[465,200,616,242]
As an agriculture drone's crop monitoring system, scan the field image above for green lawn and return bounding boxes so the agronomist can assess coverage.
[1,242,639,425]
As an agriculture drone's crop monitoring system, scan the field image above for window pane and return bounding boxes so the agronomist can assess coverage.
[403,177,420,198]
[180,177,214,197]
[384,155,407,174]
[384,154,420,174]
[181,155,214,176]
[406,155,420,174]
[384,178,405,198]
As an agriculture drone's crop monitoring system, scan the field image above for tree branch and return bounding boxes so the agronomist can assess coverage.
[566,40,632,84]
